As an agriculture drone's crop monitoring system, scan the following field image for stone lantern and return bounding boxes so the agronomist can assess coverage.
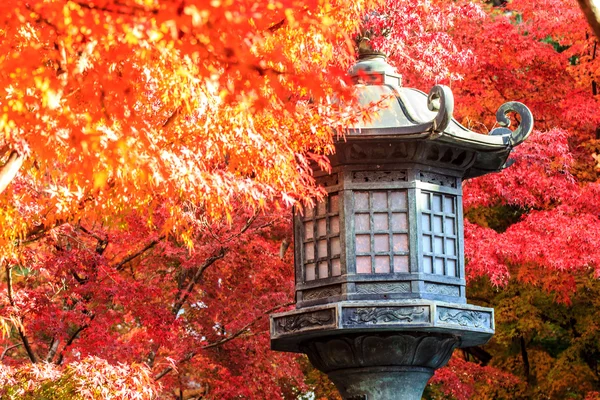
[270,53,533,399]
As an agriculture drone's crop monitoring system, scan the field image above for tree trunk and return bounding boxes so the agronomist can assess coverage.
[578,0,600,39]
[0,151,23,194]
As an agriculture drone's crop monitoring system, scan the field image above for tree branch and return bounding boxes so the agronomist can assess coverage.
[114,236,164,271]
[162,106,182,129]
[22,220,69,244]
[55,315,95,365]
[73,0,158,16]
[5,264,37,363]
[0,151,24,195]
[154,301,294,381]
[578,0,600,39]
[171,248,227,315]
[78,225,109,255]
[463,346,493,366]
[0,343,22,360]
[45,337,60,362]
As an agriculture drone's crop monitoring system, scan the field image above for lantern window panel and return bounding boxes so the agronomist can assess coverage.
[352,190,410,274]
[393,255,409,273]
[331,237,341,256]
[306,263,316,281]
[392,213,408,230]
[355,214,370,232]
[356,256,372,274]
[318,262,329,278]
[390,191,407,209]
[330,216,340,234]
[302,193,342,282]
[374,213,389,230]
[419,191,459,277]
[332,259,342,276]
[374,256,390,273]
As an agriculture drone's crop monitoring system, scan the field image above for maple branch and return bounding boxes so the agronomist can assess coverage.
[73,1,158,16]
[592,39,598,96]
[24,3,60,32]
[519,335,532,384]
[577,0,600,39]
[462,346,492,366]
[0,151,24,195]
[162,106,182,129]
[154,301,294,381]
[279,237,291,259]
[114,236,164,271]
[55,315,95,365]
[224,213,259,242]
[78,225,109,255]
[171,248,228,315]
[268,19,286,32]
[5,264,37,363]
[150,215,259,368]
[0,343,22,360]
[22,220,70,244]
[45,337,60,362]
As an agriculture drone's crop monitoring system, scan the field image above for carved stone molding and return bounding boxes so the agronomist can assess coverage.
[437,307,491,329]
[301,332,459,373]
[352,170,407,183]
[316,173,340,188]
[425,283,460,297]
[273,309,335,336]
[355,282,410,294]
[343,306,429,326]
[419,171,457,188]
[270,300,494,352]
[302,286,342,301]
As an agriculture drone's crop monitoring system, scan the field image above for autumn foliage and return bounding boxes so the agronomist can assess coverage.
[0,0,600,399]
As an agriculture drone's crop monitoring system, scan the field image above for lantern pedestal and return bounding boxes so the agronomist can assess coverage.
[302,333,458,400]
[272,300,493,399]
[328,366,433,400]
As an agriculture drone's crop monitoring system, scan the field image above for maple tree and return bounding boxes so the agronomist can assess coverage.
[1,0,600,399]
[0,0,375,398]
[399,0,600,398]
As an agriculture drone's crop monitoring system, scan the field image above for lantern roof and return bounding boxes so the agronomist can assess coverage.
[348,54,534,178]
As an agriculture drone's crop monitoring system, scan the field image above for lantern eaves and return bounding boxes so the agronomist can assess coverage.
[348,55,534,178]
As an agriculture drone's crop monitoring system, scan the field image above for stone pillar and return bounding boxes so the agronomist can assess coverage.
[302,333,458,399]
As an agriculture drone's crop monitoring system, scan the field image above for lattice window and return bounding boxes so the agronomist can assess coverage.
[302,194,341,281]
[420,191,458,276]
[353,191,409,274]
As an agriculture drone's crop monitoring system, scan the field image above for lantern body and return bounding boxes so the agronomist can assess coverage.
[296,148,468,308]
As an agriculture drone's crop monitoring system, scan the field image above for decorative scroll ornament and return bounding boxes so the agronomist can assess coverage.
[438,309,488,328]
[382,84,455,136]
[347,307,426,325]
[303,286,342,301]
[277,310,334,333]
[427,85,455,133]
[490,101,534,147]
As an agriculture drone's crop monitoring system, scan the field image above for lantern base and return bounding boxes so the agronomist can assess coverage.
[301,332,459,400]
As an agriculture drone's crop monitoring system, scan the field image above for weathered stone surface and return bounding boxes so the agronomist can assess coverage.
[437,307,492,329]
[355,282,411,295]
[272,309,336,337]
[301,333,459,400]
[342,306,429,326]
